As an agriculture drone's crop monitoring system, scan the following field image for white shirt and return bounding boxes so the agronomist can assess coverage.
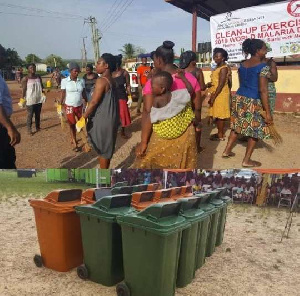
[61,76,85,107]
[25,77,42,106]
[0,74,13,116]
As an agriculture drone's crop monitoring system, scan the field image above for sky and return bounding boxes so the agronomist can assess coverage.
[0,0,211,60]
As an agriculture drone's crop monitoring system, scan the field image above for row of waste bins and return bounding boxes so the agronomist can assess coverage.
[29,186,231,296]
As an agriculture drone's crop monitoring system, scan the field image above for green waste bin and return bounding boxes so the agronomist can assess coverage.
[116,202,189,296]
[216,195,231,247]
[111,186,133,195]
[176,197,208,288]
[207,198,224,255]
[75,194,136,286]
[192,193,211,269]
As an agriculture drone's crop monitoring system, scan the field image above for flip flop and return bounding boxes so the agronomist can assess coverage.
[242,161,262,168]
[222,152,235,158]
[197,147,205,154]
[210,133,225,141]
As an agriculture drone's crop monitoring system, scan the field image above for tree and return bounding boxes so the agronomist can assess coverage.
[119,43,136,59]
[25,54,42,64]
[0,45,23,68]
[44,54,66,69]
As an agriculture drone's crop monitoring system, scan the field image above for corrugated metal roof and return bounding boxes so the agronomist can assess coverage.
[165,0,285,20]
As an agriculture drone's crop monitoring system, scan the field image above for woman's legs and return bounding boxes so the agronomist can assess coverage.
[242,137,260,166]
[69,124,78,149]
[223,130,238,156]
[216,118,226,138]
[26,105,34,134]
[34,103,42,131]
[99,157,110,169]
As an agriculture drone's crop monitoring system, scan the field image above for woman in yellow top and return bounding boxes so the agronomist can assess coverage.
[208,48,231,141]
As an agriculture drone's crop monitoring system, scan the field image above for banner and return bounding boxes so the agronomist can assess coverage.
[210,0,300,61]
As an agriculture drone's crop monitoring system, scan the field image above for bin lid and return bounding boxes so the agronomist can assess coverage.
[111,186,133,195]
[214,187,227,198]
[75,194,135,222]
[29,189,83,213]
[117,202,189,236]
[139,191,155,202]
[199,203,217,213]
[210,199,225,208]
[132,184,148,192]
[177,197,207,222]
[94,188,113,201]
[193,193,210,204]
[221,196,232,204]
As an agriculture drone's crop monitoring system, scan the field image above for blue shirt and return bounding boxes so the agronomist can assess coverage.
[0,74,13,116]
[61,76,85,107]
[236,63,267,99]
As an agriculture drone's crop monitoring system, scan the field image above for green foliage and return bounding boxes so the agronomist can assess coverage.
[119,43,136,59]
[25,53,42,64]
[44,54,66,69]
[0,44,23,68]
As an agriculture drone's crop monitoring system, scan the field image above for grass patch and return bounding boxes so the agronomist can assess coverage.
[0,170,90,198]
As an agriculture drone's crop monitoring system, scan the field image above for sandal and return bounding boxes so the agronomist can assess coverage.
[222,152,235,158]
[242,160,261,168]
[73,146,80,152]
[210,133,225,141]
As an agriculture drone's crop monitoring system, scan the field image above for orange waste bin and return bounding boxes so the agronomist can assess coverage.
[154,188,173,203]
[131,191,156,211]
[81,188,97,204]
[181,185,193,197]
[171,187,184,201]
[147,183,160,191]
[29,189,84,272]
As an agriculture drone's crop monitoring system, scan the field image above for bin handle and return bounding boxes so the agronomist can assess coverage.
[146,214,158,222]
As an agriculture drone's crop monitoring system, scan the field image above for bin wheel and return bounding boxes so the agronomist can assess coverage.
[77,264,89,280]
[116,282,130,296]
[33,254,43,268]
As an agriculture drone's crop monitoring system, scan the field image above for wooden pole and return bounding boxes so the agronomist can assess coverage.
[192,5,197,52]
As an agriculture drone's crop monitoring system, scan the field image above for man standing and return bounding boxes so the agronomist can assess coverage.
[0,45,21,168]
[136,57,151,114]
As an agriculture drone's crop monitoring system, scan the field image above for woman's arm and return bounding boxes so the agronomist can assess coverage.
[259,76,273,124]
[136,93,153,156]
[83,78,107,119]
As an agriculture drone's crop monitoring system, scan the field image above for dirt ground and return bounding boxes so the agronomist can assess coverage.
[7,79,300,169]
[0,195,299,296]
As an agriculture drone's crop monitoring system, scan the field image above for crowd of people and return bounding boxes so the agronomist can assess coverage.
[0,38,278,169]
[266,173,299,207]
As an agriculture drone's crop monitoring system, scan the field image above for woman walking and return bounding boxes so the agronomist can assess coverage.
[223,38,273,167]
[81,53,119,169]
[83,64,98,102]
[207,48,231,141]
[112,54,132,139]
[60,62,87,151]
[21,63,44,135]
[134,41,201,169]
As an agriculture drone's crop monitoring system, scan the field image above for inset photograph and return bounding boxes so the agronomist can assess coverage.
[0,168,299,296]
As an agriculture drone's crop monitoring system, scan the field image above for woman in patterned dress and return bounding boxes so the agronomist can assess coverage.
[223,38,273,167]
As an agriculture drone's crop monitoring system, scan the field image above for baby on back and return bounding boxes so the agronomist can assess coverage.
[150,71,195,139]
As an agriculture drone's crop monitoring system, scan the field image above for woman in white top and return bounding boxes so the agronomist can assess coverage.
[60,63,87,151]
[21,63,44,135]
